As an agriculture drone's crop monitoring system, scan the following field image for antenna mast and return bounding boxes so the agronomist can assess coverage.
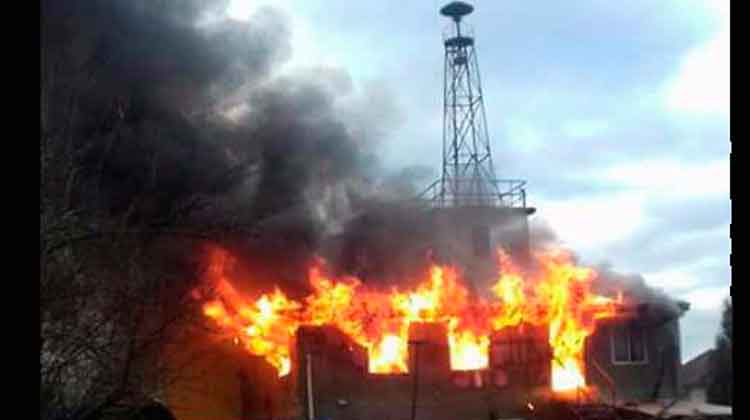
[422,1,527,209]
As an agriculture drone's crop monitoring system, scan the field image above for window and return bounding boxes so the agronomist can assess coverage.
[611,323,648,364]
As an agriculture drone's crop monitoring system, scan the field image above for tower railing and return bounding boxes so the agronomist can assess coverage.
[419,177,528,209]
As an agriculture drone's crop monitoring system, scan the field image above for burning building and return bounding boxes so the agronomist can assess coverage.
[163,2,691,420]
[185,244,689,420]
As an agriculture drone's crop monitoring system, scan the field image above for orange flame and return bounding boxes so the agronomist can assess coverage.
[198,246,621,393]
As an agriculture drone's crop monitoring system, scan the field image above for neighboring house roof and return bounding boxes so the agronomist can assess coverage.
[626,399,732,418]
[681,349,715,388]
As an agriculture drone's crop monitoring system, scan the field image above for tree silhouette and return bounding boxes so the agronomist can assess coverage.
[707,298,732,405]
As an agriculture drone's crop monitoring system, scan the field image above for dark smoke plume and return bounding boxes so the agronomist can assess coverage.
[43,0,428,296]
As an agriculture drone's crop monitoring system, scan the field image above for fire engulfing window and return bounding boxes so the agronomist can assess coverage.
[472,225,490,257]
[611,323,647,364]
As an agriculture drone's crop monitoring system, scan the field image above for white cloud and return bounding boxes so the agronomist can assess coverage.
[535,192,647,253]
[642,253,728,293]
[644,268,701,292]
[562,119,610,139]
[680,285,730,311]
[225,0,256,20]
[536,158,729,270]
[601,159,729,198]
[505,118,546,152]
[664,0,729,116]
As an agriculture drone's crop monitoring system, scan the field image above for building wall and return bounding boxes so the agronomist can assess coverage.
[163,331,296,420]
[294,323,549,420]
[163,316,683,420]
[585,318,682,402]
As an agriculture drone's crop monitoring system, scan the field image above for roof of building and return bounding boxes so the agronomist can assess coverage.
[681,349,716,388]
[626,398,732,418]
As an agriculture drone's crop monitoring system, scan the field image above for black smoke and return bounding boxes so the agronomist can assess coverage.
[43,0,288,219]
[42,0,431,297]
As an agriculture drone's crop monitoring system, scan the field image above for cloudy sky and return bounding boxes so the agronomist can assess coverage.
[224,0,730,362]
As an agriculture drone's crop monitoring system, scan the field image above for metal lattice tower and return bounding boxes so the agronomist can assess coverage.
[422,1,527,209]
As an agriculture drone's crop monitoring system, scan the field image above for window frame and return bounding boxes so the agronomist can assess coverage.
[610,322,649,365]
